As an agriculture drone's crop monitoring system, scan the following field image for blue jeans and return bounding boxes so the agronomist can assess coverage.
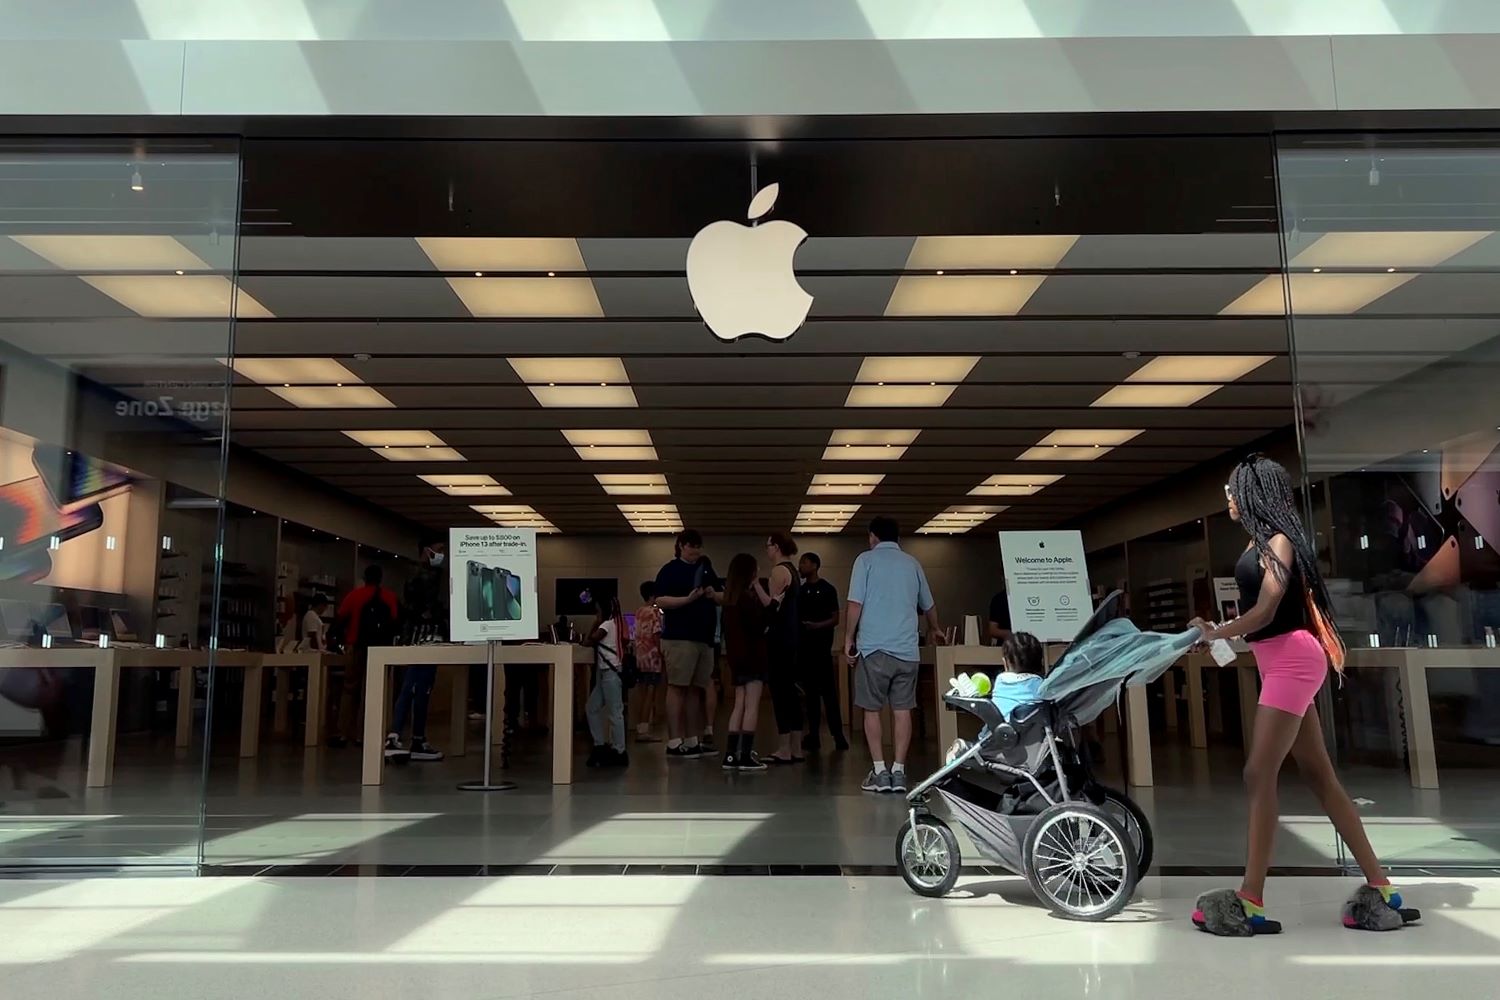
[586,668,626,752]
[392,665,436,740]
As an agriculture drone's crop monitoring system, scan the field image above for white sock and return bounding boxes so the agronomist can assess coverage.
[872,759,886,773]
[703,726,714,737]
[892,762,906,774]
[387,732,399,742]
[667,738,682,749]
[684,737,700,749]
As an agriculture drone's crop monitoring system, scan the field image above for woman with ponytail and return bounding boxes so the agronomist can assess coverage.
[1190,455,1419,937]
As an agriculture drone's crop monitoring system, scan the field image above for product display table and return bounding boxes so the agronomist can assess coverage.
[361,643,579,787]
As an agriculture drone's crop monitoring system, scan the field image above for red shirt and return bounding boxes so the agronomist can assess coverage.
[337,585,399,647]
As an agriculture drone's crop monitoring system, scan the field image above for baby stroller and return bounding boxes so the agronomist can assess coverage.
[896,592,1196,920]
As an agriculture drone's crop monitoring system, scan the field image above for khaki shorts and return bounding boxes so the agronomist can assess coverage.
[854,650,918,711]
[662,639,715,688]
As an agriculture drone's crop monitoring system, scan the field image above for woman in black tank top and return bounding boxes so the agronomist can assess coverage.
[757,532,804,763]
[1187,456,1411,937]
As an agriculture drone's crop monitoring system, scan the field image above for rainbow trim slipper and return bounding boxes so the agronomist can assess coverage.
[1192,889,1282,936]
[1343,885,1421,931]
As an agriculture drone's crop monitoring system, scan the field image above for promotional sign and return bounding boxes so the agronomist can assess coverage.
[998,530,1093,642]
[449,527,538,643]
[1212,577,1249,651]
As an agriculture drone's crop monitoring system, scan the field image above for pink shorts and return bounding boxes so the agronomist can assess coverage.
[1250,629,1328,716]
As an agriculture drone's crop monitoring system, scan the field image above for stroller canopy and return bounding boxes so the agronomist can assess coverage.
[1037,592,1198,709]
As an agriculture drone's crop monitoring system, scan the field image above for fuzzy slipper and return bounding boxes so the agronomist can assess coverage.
[1343,885,1421,931]
[1192,889,1282,936]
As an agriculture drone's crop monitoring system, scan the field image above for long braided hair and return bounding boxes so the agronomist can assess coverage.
[1229,454,1345,670]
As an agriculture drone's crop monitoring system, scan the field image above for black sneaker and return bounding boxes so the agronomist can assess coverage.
[609,748,630,769]
[699,734,717,753]
[410,740,444,762]
[666,743,703,759]
[721,751,738,771]
[586,746,608,768]
[383,735,410,761]
[737,752,769,772]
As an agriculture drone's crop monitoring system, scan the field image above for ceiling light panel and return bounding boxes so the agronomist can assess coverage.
[855,356,981,384]
[565,428,658,461]
[437,485,512,496]
[268,385,394,408]
[845,384,959,407]
[1017,429,1142,462]
[793,504,861,533]
[417,237,586,272]
[82,275,274,318]
[11,235,211,272]
[904,235,1079,271]
[1290,231,1490,269]
[808,473,885,496]
[344,430,447,448]
[1125,355,1274,383]
[1220,273,1414,316]
[528,385,639,408]
[1091,384,1221,408]
[445,277,603,318]
[232,357,359,385]
[471,503,557,532]
[619,503,683,534]
[823,429,921,461]
[371,447,467,462]
[884,274,1046,317]
[596,474,670,496]
[969,474,1063,497]
[420,474,500,487]
[917,505,1008,535]
[508,358,627,384]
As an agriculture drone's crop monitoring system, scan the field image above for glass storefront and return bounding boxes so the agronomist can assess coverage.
[0,137,241,865]
[1278,134,1500,867]
[0,126,1495,873]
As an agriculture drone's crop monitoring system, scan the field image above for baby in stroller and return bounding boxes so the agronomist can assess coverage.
[897,593,1175,918]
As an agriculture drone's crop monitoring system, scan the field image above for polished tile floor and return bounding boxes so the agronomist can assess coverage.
[0,873,1496,999]
[3,727,1499,870]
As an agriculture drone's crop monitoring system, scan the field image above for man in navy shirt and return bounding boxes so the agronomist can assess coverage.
[653,529,721,758]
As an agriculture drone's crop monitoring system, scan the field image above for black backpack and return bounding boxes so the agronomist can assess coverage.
[357,588,397,648]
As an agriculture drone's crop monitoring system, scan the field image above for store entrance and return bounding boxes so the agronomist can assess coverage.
[173,130,1296,870]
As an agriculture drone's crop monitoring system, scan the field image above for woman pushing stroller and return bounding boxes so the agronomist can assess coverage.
[1190,455,1419,936]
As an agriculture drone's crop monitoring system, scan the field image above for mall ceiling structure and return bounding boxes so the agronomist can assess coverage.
[12,133,1497,538]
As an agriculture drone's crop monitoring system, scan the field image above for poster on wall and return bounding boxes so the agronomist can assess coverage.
[448,527,539,643]
[998,530,1093,642]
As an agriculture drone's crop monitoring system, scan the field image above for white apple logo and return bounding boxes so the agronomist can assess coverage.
[686,183,813,342]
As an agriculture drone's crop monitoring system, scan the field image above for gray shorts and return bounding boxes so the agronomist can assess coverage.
[854,651,918,711]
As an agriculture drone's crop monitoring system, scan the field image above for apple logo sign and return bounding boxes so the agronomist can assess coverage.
[686,183,813,342]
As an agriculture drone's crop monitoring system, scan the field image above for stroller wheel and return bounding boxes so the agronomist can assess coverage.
[896,816,961,898]
[1094,786,1154,878]
[1022,802,1138,921]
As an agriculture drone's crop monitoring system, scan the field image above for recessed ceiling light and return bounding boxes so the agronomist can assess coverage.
[885,275,1046,317]
[596,473,670,496]
[823,429,920,461]
[848,356,979,408]
[9,235,213,273]
[370,446,467,462]
[903,235,1079,271]
[808,473,885,496]
[269,385,394,409]
[529,385,638,408]
[1220,273,1413,315]
[918,505,1008,535]
[1091,384,1221,408]
[1125,355,1274,383]
[416,237,587,272]
[1290,230,1490,269]
[1017,429,1141,461]
[793,504,862,533]
[564,428,657,461]
[969,473,1063,497]
[509,358,628,385]
[82,275,274,318]
[445,277,603,318]
[231,357,361,385]
[420,474,498,487]
[344,430,447,448]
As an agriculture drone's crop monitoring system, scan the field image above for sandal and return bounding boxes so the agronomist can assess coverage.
[1343,885,1421,931]
[1192,889,1282,937]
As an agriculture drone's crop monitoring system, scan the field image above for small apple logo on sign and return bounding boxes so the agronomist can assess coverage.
[686,183,813,342]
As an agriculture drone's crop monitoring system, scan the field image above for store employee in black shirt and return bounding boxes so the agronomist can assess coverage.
[988,589,1014,645]
[799,552,848,751]
[653,528,721,758]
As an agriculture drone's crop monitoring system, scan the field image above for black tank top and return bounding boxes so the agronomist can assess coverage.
[1234,544,1309,641]
[767,561,799,651]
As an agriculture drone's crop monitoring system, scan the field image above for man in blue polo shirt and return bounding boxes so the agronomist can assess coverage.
[845,516,947,794]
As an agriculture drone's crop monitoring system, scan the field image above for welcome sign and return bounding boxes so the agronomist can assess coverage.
[998,530,1093,642]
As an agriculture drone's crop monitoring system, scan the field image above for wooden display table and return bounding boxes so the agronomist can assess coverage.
[360,643,578,787]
